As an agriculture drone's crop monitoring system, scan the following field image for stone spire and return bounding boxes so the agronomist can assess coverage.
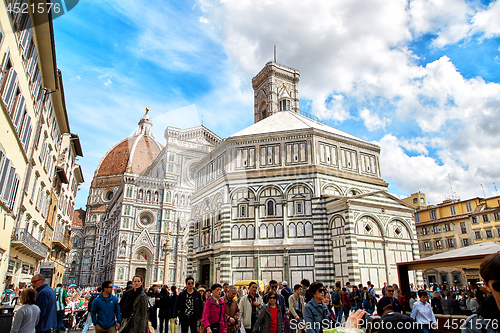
[136,106,154,136]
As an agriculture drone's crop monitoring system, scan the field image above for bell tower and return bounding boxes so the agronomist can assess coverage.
[252,62,300,123]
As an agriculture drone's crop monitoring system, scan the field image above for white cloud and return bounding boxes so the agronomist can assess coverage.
[472,0,500,38]
[359,108,390,131]
[98,73,112,86]
[408,0,473,48]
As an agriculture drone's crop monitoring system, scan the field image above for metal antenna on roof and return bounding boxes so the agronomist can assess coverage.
[480,184,486,197]
[274,45,276,63]
[448,174,454,200]
[201,115,203,126]
[494,183,498,195]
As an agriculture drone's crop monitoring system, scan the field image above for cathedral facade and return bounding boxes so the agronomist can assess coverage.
[71,61,421,289]
[187,62,421,288]
[68,111,221,287]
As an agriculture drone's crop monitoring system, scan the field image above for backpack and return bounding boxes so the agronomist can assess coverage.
[88,293,98,310]
[331,290,341,306]
[2,292,12,304]
[458,298,467,311]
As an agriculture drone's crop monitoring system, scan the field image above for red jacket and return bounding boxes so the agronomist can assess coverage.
[202,296,226,333]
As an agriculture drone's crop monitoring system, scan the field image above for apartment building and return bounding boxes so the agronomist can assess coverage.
[0,1,83,292]
[406,192,500,287]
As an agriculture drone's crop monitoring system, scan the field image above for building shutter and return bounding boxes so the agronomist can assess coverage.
[1,68,18,111]
[20,114,32,152]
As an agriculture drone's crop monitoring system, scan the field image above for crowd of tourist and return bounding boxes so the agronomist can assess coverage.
[3,252,499,333]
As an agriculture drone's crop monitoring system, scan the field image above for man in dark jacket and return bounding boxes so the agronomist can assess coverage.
[174,276,203,333]
[31,274,57,333]
[377,285,402,316]
[91,280,121,333]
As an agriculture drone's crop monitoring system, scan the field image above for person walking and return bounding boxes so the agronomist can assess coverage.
[410,290,436,333]
[223,285,239,333]
[239,281,264,333]
[158,287,172,333]
[55,283,69,333]
[10,288,40,333]
[119,275,148,333]
[169,286,178,333]
[201,284,226,333]
[331,281,343,323]
[377,285,402,316]
[288,285,305,333]
[148,285,160,330]
[91,280,121,333]
[174,277,203,333]
[341,288,350,322]
[349,287,361,312]
[253,290,283,333]
[304,282,332,333]
[2,284,15,305]
[82,286,102,333]
[31,274,57,333]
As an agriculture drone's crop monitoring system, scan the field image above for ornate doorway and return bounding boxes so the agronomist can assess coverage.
[135,267,146,282]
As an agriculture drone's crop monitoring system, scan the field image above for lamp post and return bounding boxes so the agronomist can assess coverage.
[162,235,171,285]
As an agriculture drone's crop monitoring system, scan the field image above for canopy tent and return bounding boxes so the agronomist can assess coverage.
[397,241,500,297]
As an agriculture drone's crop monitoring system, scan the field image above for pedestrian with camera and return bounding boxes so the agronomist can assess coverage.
[239,281,264,332]
[201,284,226,333]
[462,253,500,333]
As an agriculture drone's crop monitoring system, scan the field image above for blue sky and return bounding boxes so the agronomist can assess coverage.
[52,0,500,209]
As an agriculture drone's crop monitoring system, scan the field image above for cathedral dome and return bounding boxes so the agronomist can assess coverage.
[94,109,163,180]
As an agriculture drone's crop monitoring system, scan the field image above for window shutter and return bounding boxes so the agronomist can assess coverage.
[20,114,32,152]
[0,49,10,83]
[12,94,26,133]
[1,68,18,111]
[7,174,20,210]
[0,156,11,196]
[1,165,16,203]
[27,45,38,78]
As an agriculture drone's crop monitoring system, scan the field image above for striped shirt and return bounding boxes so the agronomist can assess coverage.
[55,288,68,311]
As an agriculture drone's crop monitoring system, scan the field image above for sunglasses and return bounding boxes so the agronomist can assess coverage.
[492,281,500,292]
[187,282,194,285]
[31,279,42,286]
[386,290,394,293]
[318,288,325,293]
[269,296,276,299]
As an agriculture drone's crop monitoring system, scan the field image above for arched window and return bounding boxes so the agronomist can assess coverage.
[248,224,255,239]
[279,99,291,111]
[166,191,171,202]
[276,223,283,237]
[297,222,305,237]
[305,222,313,237]
[260,224,267,238]
[232,226,239,239]
[240,225,247,239]
[146,191,151,201]
[268,224,275,238]
[267,200,275,216]
[289,223,296,237]
[138,189,143,200]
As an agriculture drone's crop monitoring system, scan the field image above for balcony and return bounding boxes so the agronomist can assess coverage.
[11,229,49,260]
[52,232,72,252]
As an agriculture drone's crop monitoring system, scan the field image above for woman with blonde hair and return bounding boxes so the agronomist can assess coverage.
[10,288,40,333]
